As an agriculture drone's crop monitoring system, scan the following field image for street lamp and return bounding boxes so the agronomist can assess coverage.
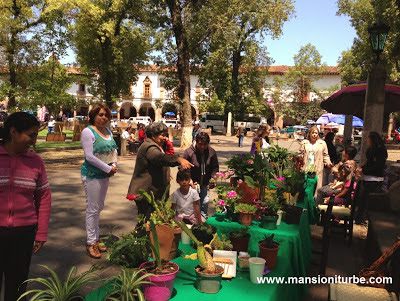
[368,21,390,62]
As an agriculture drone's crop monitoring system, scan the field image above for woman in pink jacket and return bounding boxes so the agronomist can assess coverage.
[0,112,51,300]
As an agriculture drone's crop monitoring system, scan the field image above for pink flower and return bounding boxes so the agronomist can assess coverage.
[213,175,217,179]
[219,172,227,178]
[276,177,284,181]
[227,170,234,176]
[227,191,237,198]
[217,200,226,206]
[247,159,254,164]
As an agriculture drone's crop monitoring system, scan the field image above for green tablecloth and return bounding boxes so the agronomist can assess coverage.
[206,210,312,300]
[302,175,319,225]
[86,212,312,301]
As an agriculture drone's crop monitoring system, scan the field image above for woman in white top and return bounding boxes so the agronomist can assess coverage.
[299,126,333,196]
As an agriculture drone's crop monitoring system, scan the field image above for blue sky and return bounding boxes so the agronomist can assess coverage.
[61,0,357,67]
[263,0,357,66]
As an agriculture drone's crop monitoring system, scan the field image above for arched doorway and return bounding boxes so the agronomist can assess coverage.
[191,106,198,121]
[119,102,137,119]
[139,104,155,121]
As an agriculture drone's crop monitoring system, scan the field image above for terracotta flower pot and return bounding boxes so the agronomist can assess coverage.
[229,232,251,252]
[259,242,280,269]
[149,224,182,261]
[239,211,253,226]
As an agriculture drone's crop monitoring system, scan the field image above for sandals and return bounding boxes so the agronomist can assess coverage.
[97,239,107,252]
[86,244,101,259]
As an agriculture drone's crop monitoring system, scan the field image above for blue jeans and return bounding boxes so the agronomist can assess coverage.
[199,185,210,215]
[48,127,54,133]
[238,135,244,147]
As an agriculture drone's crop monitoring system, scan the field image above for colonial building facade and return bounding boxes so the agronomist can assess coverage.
[1,65,341,126]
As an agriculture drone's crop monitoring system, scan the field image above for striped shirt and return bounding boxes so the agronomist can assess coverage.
[0,145,51,241]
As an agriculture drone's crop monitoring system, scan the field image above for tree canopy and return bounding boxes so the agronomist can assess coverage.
[337,0,400,84]
[271,44,339,124]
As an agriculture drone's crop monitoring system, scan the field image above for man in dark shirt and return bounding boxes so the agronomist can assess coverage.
[182,132,219,215]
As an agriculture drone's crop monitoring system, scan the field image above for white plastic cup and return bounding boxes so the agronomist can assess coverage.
[249,257,266,284]
[276,210,283,226]
[181,224,192,244]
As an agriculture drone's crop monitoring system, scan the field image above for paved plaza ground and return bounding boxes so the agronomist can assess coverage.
[24,135,400,299]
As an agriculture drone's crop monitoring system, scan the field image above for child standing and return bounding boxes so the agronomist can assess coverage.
[172,170,205,225]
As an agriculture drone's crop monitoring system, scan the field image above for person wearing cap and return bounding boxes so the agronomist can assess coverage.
[192,121,202,141]
[127,122,193,227]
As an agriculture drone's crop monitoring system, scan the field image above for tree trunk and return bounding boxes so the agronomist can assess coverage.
[166,0,192,148]
[100,37,113,109]
[231,49,243,120]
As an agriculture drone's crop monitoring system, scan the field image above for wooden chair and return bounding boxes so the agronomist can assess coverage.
[317,177,357,245]
[312,196,334,275]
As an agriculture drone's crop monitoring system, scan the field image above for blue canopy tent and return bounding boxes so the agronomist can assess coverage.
[316,113,363,127]
[165,112,176,116]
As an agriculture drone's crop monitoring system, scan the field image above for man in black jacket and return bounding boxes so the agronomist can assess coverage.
[182,132,219,215]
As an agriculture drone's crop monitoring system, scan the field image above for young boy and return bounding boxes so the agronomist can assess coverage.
[172,170,205,225]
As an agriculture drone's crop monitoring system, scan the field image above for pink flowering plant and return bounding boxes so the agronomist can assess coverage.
[253,197,280,217]
[212,187,241,213]
[209,170,234,188]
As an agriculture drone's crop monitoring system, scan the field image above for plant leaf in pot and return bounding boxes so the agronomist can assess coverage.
[234,203,257,226]
[176,221,224,294]
[139,220,180,301]
[229,226,251,252]
[258,234,280,269]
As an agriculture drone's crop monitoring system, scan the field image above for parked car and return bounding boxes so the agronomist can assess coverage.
[128,116,152,126]
[163,119,181,128]
[67,116,86,122]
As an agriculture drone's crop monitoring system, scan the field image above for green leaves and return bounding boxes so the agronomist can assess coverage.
[104,268,156,301]
[18,265,101,301]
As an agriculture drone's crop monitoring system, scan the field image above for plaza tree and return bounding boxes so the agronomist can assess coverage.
[0,0,74,110]
[18,57,76,117]
[337,0,400,84]
[72,0,150,109]
[271,44,339,124]
[197,0,295,120]
[148,0,229,147]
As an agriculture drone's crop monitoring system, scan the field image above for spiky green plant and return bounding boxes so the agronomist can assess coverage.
[148,219,162,269]
[103,268,157,301]
[18,265,100,301]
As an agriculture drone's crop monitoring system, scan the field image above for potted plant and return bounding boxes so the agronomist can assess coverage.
[212,186,241,221]
[18,265,100,301]
[106,231,150,268]
[176,221,224,294]
[191,223,217,246]
[136,187,182,261]
[259,234,280,269]
[104,267,157,301]
[139,220,180,301]
[229,227,251,252]
[253,197,281,230]
[234,203,257,226]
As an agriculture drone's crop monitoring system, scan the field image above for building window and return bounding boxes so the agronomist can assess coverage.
[143,76,152,98]
[79,84,86,92]
[144,84,150,96]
